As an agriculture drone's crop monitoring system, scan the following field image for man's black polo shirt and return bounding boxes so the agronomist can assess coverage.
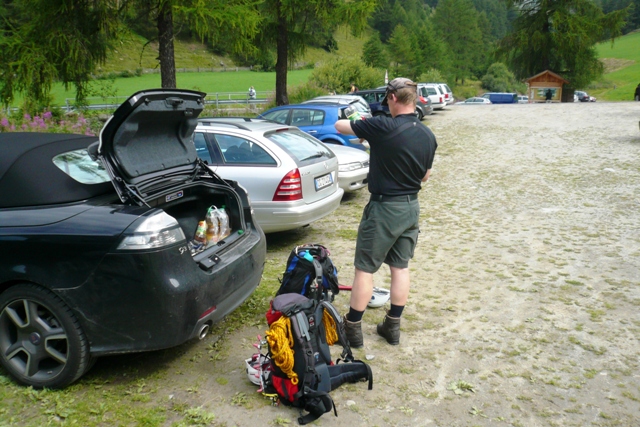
[351,113,437,196]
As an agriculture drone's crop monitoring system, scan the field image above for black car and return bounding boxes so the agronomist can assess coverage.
[357,88,431,120]
[0,89,266,388]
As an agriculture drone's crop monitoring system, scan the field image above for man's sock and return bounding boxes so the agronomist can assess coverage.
[388,304,404,318]
[347,307,364,322]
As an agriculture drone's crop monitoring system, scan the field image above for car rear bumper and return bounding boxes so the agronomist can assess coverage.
[62,226,266,356]
[251,187,344,233]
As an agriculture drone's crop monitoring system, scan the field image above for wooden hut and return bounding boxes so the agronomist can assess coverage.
[525,70,570,103]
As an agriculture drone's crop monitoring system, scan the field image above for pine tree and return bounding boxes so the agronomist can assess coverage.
[498,0,629,88]
[434,0,486,83]
[362,33,389,69]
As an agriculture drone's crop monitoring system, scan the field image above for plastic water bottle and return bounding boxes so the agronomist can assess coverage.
[205,206,219,246]
[344,105,362,121]
[218,206,230,240]
[193,221,207,246]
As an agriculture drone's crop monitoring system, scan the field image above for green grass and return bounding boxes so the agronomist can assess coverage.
[48,69,314,107]
[592,30,640,100]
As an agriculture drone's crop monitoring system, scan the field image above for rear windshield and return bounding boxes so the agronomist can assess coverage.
[52,149,111,184]
[351,101,371,114]
[266,130,334,163]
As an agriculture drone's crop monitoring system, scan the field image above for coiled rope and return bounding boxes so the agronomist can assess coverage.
[265,316,298,384]
[266,308,339,383]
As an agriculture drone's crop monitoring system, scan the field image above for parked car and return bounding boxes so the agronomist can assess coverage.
[434,83,454,105]
[517,95,529,104]
[357,88,431,119]
[575,91,596,102]
[302,95,372,118]
[481,92,518,104]
[195,117,344,233]
[459,97,492,105]
[327,144,369,192]
[417,83,446,110]
[0,89,267,389]
[258,103,367,150]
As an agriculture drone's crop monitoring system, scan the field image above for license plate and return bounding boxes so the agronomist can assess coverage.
[314,173,333,191]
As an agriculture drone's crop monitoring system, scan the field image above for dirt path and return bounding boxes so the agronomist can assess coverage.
[13,102,638,427]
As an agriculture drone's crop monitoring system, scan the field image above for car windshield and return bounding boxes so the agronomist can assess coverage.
[52,149,111,184]
[266,130,333,162]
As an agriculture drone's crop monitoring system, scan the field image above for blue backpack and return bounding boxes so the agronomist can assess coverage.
[276,244,339,301]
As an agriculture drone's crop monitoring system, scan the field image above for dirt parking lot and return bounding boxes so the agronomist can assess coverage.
[3,101,640,427]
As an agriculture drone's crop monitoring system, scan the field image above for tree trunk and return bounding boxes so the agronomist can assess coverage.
[274,8,289,106]
[157,2,176,89]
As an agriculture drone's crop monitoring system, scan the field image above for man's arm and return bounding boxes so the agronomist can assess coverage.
[335,119,356,136]
[422,169,431,182]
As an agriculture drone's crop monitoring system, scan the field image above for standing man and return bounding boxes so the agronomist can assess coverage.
[334,78,438,347]
[634,83,640,101]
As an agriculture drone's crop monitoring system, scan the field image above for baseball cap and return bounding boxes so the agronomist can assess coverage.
[381,78,418,106]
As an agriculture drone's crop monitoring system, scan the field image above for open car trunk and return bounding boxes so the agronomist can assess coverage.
[143,178,250,268]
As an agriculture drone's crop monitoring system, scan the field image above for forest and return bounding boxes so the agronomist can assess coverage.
[0,0,638,110]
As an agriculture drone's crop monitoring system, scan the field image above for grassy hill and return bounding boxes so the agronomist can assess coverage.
[42,27,369,106]
[592,30,640,100]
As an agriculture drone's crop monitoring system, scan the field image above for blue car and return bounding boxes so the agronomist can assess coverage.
[258,103,367,151]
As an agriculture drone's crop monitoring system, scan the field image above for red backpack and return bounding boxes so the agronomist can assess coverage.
[259,293,373,425]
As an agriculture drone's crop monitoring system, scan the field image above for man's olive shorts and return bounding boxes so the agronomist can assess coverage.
[354,197,420,273]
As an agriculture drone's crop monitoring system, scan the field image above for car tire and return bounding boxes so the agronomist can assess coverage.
[0,284,92,388]
[415,108,424,121]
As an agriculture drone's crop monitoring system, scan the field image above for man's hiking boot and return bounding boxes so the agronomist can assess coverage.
[377,313,401,345]
[343,317,363,348]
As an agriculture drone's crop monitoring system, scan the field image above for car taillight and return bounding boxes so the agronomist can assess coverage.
[117,211,186,250]
[273,169,303,201]
[419,96,428,104]
[440,97,443,103]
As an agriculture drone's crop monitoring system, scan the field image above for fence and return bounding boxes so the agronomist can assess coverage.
[63,91,274,112]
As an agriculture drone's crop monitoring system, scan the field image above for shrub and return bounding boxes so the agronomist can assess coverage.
[310,57,385,93]
[418,69,445,84]
[481,62,526,93]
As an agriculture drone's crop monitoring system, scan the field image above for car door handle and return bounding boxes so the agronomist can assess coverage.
[307,130,317,134]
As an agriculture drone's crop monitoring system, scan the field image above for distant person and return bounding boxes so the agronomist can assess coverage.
[545,89,553,103]
[634,83,640,101]
[349,83,359,94]
[248,86,256,100]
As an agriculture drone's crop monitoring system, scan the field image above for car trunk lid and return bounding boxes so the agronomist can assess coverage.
[98,89,215,205]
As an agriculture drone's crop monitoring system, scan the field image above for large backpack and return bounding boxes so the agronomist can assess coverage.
[276,244,339,301]
[261,293,373,425]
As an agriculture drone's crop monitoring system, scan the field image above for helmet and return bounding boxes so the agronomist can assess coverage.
[245,354,270,386]
[367,287,390,308]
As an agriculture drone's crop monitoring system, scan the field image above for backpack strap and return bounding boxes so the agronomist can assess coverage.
[319,300,354,362]
[288,306,322,403]
[298,389,336,425]
[309,258,323,301]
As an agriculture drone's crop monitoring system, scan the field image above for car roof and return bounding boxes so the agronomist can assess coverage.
[0,132,113,208]
[284,103,344,108]
[197,117,292,133]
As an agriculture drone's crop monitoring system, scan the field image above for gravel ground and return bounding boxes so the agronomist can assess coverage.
[4,101,639,427]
